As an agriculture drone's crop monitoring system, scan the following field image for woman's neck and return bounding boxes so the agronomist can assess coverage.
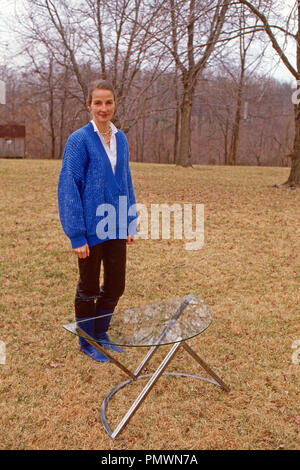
[95,121,111,135]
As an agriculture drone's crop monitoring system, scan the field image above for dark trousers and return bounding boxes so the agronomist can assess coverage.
[75,239,127,319]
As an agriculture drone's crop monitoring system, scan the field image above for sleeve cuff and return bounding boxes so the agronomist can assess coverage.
[70,235,88,249]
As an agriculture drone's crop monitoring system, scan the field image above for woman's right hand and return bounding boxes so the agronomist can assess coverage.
[73,243,90,259]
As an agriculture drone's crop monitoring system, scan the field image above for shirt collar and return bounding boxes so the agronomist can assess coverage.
[91,120,118,135]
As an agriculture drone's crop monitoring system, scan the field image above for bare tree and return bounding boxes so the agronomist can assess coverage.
[225,3,264,165]
[18,0,168,133]
[238,0,300,186]
[151,0,231,167]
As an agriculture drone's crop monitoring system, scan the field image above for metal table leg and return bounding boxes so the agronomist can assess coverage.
[100,340,230,439]
[76,327,135,378]
[108,341,182,439]
[181,342,230,392]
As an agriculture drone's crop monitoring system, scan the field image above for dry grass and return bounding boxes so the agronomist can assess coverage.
[0,158,299,450]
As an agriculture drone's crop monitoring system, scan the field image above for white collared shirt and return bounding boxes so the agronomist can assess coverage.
[91,120,118,174]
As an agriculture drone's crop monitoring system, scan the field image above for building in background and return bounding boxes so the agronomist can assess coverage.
[0,123,26,158]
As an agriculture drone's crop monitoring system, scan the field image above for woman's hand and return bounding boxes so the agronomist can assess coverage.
[73,243,90,259]
[127,234,137,245]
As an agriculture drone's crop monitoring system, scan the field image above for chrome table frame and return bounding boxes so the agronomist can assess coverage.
[72,298,230,439]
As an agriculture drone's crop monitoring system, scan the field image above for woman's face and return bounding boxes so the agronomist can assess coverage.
[88,88,116,127]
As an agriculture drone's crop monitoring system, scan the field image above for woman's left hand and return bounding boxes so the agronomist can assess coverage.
[127,234,137,244]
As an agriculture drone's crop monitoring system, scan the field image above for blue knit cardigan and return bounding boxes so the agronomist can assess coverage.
[57,122,138,249]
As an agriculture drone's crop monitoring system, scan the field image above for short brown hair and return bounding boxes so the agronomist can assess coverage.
[87,79,116,106]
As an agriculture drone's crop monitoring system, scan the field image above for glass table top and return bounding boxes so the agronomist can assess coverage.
[63,294,212,347]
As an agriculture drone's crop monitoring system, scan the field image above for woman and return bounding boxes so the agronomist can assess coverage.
[58,79,138,362]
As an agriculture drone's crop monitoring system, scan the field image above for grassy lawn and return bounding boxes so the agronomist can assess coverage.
[0,158,299,450]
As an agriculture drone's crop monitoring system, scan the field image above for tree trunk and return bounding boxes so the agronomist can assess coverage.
[173,71,180,164]
[228,67,244,165]
[177,85,193,167]
[283,0,300,186]
[283,0,300,187]
[174,106,180,164]
[224,112,229,164]
[58,84,67,159]
[285,102,300,186]
[135,123,140,162]
[140,115,145,163]
[49,87,55,158]
[48,58,55,159]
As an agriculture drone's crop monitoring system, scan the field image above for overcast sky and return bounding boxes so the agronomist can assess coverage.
[0,0,297,84]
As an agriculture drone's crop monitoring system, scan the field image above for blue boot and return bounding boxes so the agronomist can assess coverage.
[94,308,124,353]
[76,316,110,362]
